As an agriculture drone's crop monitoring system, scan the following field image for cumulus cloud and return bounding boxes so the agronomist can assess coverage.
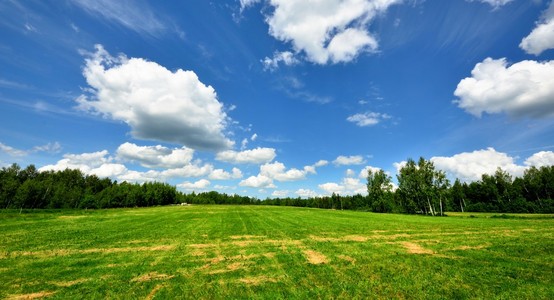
[359,165,383,178]
[77,45,234,151]
[520,1,554,55]
[116,142,194,169]
[39,150,130,179]
[262,51,299,71]
[333,155,366,166]
[430,148,526,182]
[178,179,211,190]
[314,160,329,167]
[347,112,391,126]
[259,0,400,65]
[260,161,308,181]
[209,168,243,180]
[239,174,276,188]
[239,160,324,189]
[454,57,554,118]
[89,163,128,178]
[296,188,318,198]
[318,165,369,196]
[524,151,554,167]
[40,148,216,184]
[318,182,345,194]
[216,147,276,164]
[272,190,290,197]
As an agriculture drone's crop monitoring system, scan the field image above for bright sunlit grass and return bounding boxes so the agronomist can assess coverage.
[1,206,553,299]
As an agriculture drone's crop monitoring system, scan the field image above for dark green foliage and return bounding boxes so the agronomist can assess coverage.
[0,162,553,213]
[0,164,177,209]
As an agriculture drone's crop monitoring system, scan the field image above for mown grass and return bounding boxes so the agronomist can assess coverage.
[0,205,553,299]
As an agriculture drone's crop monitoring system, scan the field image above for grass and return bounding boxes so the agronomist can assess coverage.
[0,205,553,299]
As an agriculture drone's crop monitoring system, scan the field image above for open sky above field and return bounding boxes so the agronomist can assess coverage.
[1,0,554,198]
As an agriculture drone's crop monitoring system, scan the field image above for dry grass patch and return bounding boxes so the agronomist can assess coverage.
[131,272,174,282]
[303,249,329,264]
[229,235,266,240]
[145,284,165,300]
[49,278,89,287]
[343,235,368,242]
[337,255,356,264]
[401,242,435,254]
[451,243,491,251]
[3,245,175,259]
[206,262,248,275]
[238,275,278,286]
[6,291,55,300]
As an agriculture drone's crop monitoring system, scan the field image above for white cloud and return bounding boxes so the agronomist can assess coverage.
[239,174,276,188]
[71,0,166,37]
[261,0,400,65]
[431,148,526,182]
[40,147,218,183]
[393,161,407,175]
[260,161,307,181]
[160,164,213,178]
[318,172,367,196]
[32,142,62,154]
[77,45,234,151]
[209,167,243,180]
[272,190,290,197]
[116,142,194,169]
[178,179,211,190]
[347,112,391,126]
[333,155,366,166]
[39,150,129,179]
[0,142,61,157]
[251,133,258,141]
[520,1,554,55]
[89,163,128,178]
[314,160,329,167]
[240,138,249,150]
[0,143,28,157]
[359,165,383,179]
[296,188,318,198]
[118,170,163,183]
[262,51,299,71]
[524,151,554,167]
[216,147,276,164]
[454,57,554,118]
[346,169,356,177]
[467,0,514,9]
[318,182,345,194]
[240,0,261,11]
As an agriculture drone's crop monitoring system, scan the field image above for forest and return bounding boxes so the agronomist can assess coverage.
[1,158,553,213]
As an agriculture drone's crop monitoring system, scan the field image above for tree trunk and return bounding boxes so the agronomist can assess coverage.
[427,197,435,216]
[439,197,443,216]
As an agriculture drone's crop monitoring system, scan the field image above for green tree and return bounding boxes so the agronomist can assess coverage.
[366,168,393,212]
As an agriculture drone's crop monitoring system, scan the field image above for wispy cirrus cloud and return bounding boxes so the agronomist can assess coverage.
[70,0,168,37]
[0,141,61,157]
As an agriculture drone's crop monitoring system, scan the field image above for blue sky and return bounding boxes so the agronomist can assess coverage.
[1,0,554,198]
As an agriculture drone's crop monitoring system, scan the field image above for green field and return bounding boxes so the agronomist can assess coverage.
[1,206,553,299]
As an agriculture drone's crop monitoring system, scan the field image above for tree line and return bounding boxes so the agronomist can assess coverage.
[0,164,177,209]
[1,160,553,213]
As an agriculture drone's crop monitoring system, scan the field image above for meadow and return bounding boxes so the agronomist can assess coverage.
[1,205,553,299]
